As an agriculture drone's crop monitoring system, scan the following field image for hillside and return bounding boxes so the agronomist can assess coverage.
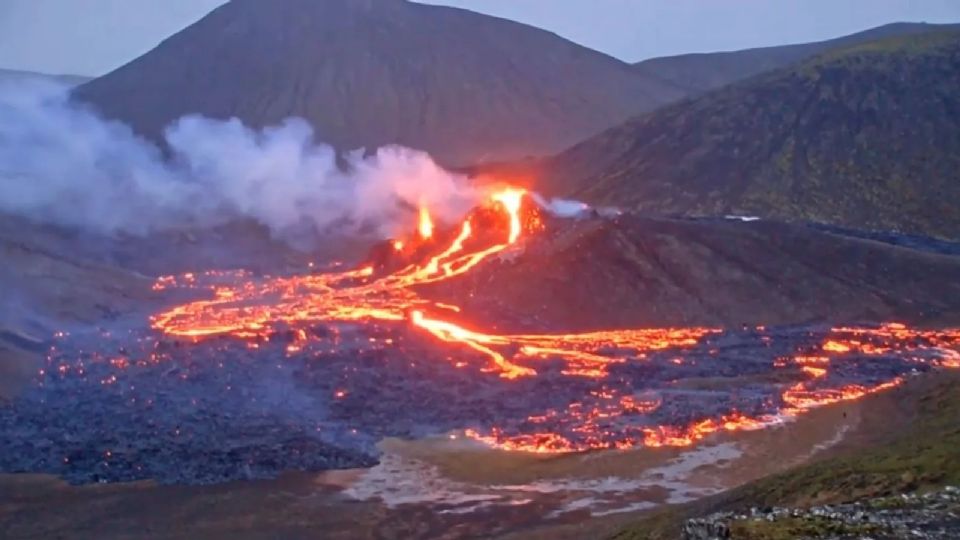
[73,0,683,166]
[536,30,960,239]
[611,372,960,539]
[632,22,959,96]
[421,214,960,330]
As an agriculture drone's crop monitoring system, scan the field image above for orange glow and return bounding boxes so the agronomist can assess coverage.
[150,187,960,455]
[490,187,526,243]
[822,340,851,353]
[410,310,535,379]
[418,207,434,240]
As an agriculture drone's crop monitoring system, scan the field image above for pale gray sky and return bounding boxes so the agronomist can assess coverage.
[2,0,959,77]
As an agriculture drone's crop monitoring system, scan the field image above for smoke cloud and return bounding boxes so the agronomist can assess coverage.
[0,79,479,243]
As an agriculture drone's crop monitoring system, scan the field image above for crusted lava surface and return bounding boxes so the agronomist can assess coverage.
[1,192,959,485]
[417,213,960,331]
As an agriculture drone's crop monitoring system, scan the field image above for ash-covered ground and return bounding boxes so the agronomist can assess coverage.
[0,315,956,485]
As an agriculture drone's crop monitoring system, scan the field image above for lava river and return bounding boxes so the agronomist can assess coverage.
[148,189,960,453]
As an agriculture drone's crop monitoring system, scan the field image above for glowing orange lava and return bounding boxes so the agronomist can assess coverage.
[418,207,434,240]
[150,189,960,454]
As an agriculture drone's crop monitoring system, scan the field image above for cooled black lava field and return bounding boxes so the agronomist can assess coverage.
[1,314,957,485]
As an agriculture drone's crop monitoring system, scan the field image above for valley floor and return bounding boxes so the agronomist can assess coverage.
[2,372,952,540]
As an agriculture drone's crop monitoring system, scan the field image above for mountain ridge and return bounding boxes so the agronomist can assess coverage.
[532,29,960,239]
[73,0,683,165]
[632,21,960,96]
[0,68,90,86]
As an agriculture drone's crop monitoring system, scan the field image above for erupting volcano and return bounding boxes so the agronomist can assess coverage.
[2,186,959,487]
[142,188,960,455]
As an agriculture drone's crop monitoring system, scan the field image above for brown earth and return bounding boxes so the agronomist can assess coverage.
[420,214,960,331]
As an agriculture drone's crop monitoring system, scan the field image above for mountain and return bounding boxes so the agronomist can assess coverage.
[73,0,683,166]
[0,69,90,86]
[533,30,960,239]
[632,22,960,96]
[422,214,960,330]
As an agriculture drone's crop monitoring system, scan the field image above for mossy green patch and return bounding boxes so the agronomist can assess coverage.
[729,516,884,540]
[610,374,960,540]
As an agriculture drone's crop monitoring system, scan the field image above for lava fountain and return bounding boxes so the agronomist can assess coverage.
[149,188,960,453]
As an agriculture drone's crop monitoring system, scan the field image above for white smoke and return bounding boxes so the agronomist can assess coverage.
[0,79,478,242]
[529,192,623,220]
[530,193,590,218]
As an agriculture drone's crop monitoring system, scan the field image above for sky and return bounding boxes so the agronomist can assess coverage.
[1,0,959,77]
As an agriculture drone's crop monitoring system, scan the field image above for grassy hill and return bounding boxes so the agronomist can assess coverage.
[632,22,959,96]
[611,372,960,539]
[537,30,960,239]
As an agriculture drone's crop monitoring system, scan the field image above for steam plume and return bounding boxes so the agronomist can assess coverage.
[0,79,478,242]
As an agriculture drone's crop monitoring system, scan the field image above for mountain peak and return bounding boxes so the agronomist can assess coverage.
[74,0,680,165]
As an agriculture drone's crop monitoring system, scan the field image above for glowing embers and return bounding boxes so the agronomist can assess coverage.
[465,324,960,454]
[150,188,535,351]
[418,207,434,240]
[410,310,535,379]
[776,323,960,414]
[147,188,960,456]
[465,389,665,453]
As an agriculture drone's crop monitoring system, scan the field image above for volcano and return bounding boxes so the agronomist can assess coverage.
[73,0,682,166]
[3,189,958,486]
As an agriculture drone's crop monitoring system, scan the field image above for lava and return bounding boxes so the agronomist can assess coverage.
[148,189,960,454]
[418,206,434,240]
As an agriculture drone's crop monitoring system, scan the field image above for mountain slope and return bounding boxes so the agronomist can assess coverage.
[422,215,960,330]
[537,30,960,239]
[73,0,683,166]
[632,22,960,96]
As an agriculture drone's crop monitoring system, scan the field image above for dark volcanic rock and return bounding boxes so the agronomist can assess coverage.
[73,0,682,165]
[686,486,960,540]
[419,215,960,330]
[0,320,950,485]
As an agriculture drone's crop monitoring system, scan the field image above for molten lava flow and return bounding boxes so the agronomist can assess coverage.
[490,187,525,243]
[410,310,535,379]
[150,188,960,454]
[418,207,434,240]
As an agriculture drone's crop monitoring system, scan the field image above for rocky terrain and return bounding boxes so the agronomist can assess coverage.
[73,0,683,165]
[0,360,955,540]
[683,487,960,539]
[611,372,960,539]
[3,5,960,539]
[2,205,959,488]
[422,213,960,330]
[526,30,960,239]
